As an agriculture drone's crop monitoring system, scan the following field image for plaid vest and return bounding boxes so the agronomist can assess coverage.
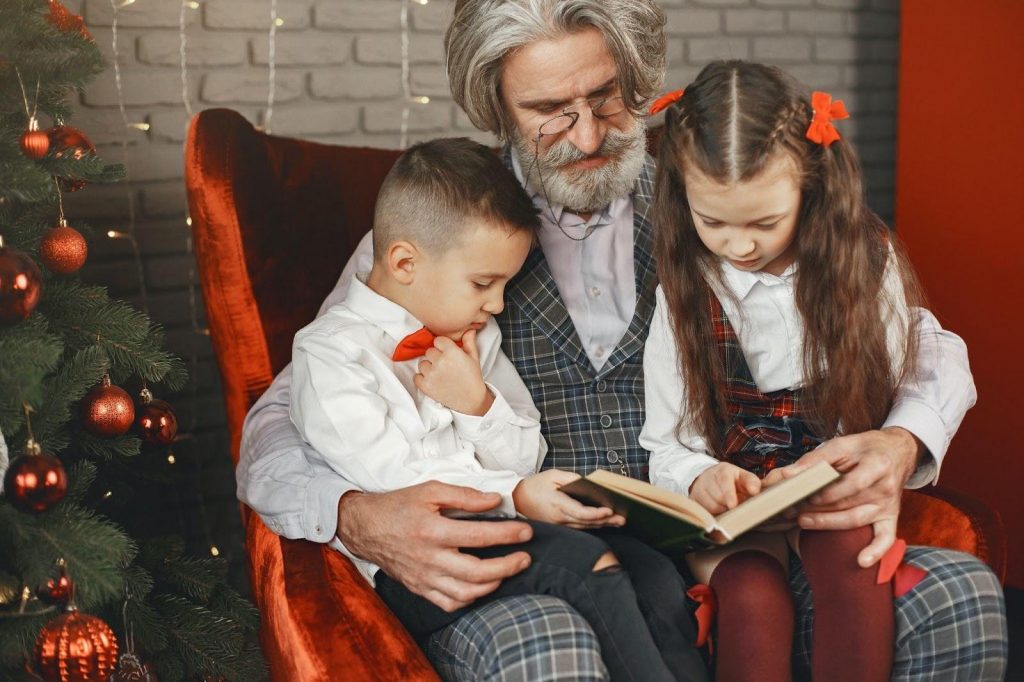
[711,294,824,478]
[496,156,658,480]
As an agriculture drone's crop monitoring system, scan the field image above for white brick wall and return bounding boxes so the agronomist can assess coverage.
[62,0,902,580]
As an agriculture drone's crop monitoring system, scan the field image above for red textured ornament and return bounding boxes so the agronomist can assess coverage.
[40,220,88,274]
[3,450,68,513]
[37,563,73,607]
[137,390,177,445]
[21,117,50,159]
[0,243,43,325]
[35,609,119,682]
[47,126,96,193]
[81,376,135,437]
[47,0,93,40]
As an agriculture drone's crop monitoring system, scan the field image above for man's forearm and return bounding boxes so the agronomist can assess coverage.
[335,489,368,555]
[881,426,926,484]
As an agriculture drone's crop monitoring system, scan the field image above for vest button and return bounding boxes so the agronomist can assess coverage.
[600,415,613,428]
[605,450,620,464]
[596,380,608,393]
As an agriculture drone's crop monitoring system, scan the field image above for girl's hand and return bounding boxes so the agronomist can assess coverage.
[690,462,761,515]
[513,469,626,529]
[415,330,493,416]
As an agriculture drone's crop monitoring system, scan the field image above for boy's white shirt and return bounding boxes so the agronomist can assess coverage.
[641,255,977,498]
[290,274,547,584]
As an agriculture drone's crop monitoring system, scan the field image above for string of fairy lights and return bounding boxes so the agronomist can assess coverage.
[107,0,219,557]
[402,0,432,148]
[98,0,436,558]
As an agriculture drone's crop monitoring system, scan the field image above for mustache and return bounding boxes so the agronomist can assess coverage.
[539,125,643,168]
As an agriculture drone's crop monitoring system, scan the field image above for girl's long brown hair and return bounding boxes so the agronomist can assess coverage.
[652,60,924,455]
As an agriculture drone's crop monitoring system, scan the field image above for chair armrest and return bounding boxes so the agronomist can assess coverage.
[899,486,1006,583]
[245,512,439,681]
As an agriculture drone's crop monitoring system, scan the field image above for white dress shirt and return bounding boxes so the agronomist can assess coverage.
[290,276,546,583]
[640,257,977,498]
[509,152,637,370]
[235,169,642,549]
[237,157,975,551]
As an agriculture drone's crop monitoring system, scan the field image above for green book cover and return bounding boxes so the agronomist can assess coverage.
[560,461,840,556]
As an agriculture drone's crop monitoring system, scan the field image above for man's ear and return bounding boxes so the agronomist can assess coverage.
[386,240,418,285]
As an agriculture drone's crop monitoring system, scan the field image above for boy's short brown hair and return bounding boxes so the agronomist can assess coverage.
[372,137,540,259]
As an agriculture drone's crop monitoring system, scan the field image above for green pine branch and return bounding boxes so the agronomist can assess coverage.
[1,3,265,678]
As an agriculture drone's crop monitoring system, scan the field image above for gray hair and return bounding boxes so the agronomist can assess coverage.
[445,0,667,142]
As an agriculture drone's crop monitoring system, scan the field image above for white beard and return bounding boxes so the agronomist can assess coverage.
[513,118,647,213]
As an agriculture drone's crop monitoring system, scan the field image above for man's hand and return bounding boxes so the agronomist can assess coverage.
[690,462,761,515]
[337,481,533,612]
[766,427,922,567]
[415,330,493,416]
[512,469,626,528]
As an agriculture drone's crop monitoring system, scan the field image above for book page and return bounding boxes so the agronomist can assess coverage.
[584,469,717,529]
[712,461,840,541]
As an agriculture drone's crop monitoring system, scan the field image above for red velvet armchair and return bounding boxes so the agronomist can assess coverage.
[184,108,1006,681]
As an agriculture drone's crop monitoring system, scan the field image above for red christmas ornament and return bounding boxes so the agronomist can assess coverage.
[81,376,135,437]
[2,442,68,514]
[35,609,119,682]
[47,0,93,40]
[20,116,50,159]
[0,241,43,325]
[40,220,88,274]
[37,561,73,607]
[137,389,178,445]
[47,125,96,193]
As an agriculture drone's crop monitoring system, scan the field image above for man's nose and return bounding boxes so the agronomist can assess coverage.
[566,108,604,156]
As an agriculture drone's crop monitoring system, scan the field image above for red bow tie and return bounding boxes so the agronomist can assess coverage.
[391,327,462,361]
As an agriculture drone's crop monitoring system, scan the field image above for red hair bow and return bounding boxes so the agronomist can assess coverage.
[805,91,849,148]
[649,89,685,115]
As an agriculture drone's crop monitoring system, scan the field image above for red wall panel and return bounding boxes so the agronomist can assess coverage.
[896,0,1024,586]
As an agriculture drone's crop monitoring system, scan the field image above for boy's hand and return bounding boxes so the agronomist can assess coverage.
[513,469,626,529]
[690,462,761,515]
[415,329,493,416]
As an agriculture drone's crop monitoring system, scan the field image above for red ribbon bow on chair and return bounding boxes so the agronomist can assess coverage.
[805,91,849,148]
[649,89,685,115]
[391,327,462,362]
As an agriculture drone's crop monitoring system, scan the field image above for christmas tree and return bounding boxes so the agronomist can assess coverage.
[0,2,263,679]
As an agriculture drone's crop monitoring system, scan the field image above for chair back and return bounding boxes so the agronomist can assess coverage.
[185,108,402,463]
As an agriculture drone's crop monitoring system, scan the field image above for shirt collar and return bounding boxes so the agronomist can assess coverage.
[343,274,426,353]
[720,259,798,300]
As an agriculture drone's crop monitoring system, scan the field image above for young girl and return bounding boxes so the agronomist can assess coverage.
[641,60,933,681]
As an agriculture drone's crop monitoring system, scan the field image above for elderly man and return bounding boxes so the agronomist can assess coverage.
[238,1,1007,679]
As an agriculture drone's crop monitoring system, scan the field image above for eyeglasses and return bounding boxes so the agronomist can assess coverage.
[536,96,627,139]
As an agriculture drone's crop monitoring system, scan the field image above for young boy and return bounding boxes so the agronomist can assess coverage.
[289,138,699,682]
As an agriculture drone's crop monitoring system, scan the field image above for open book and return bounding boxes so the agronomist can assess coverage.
[560,461,840,555]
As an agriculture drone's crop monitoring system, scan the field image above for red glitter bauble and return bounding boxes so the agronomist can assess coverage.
[35,610,119,682]
[0,245,43,325]
[137,398,178,445]
[47,126,96,193]
[40,222,88,274]
[81,377,135,437]
[47,0,93,40]
[3,452,68,513]
[37,564,73,607]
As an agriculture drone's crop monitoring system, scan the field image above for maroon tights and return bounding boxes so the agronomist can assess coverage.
[708,527,893,682]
